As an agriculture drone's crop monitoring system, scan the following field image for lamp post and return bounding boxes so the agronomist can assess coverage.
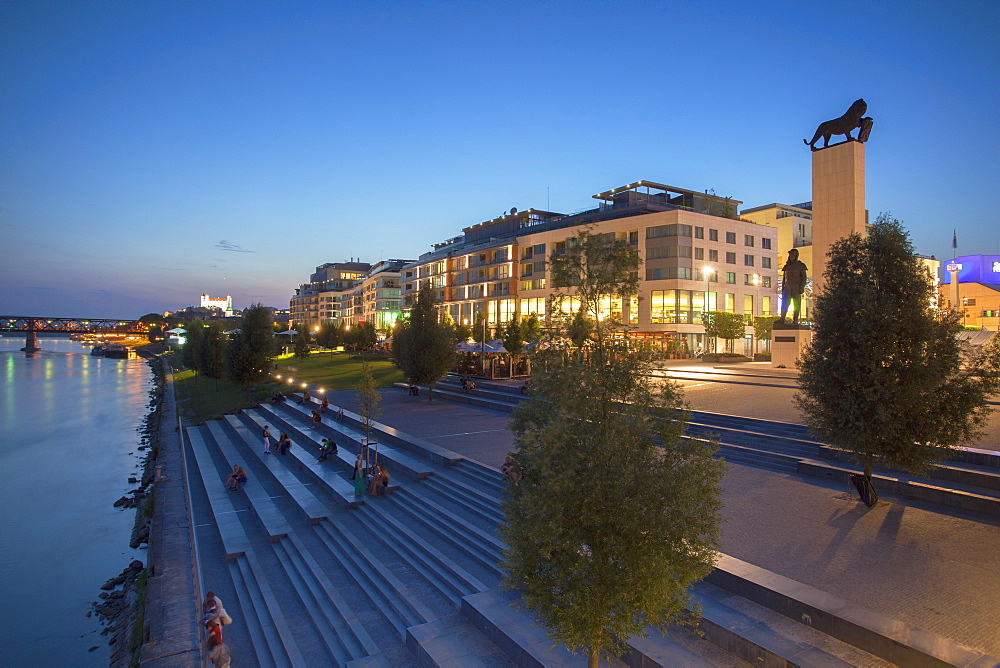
[702,265,714,354]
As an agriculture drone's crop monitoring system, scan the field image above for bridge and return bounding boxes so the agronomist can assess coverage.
[0,316,151,352]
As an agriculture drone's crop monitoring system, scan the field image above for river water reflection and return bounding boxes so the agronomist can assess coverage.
[0,337,149,666]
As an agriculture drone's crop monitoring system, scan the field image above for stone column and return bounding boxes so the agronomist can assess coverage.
[811,141,866,296]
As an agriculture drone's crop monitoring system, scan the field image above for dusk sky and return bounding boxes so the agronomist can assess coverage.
[2,1,998,319]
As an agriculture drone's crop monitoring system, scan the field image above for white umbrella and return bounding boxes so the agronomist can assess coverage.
[456,342,476,352]
[277,329,297,335]
[166,327,186,334]
[224,329,241,335]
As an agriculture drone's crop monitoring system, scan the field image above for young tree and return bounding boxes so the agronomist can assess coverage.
[355,358,384,467]
[701,311,745,354]
[226,303,276,399]
[392,285,456,401]
[796,215,1000,505]
[200,322,227,390]
[501,229,725,666]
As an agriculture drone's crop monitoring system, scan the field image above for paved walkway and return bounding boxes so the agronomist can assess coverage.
[328,385,1000,658]
[139,360,201,667]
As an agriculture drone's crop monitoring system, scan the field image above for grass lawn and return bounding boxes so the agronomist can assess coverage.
[272,351,404,391]
[167,351,405,424]
[169,367,274,425]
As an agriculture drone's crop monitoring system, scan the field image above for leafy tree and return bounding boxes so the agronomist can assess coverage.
[316,321,343,355]
[146,323,163,343]
[702,311,745,353]
[521,312,543,344]
[355,322,378,351]
[454,316,473,343]
[293,329,311,358]
[138,312,162,323]
[796,215,1000,505]
[753,315,777,355]
[392,285,456,401]
[200,322,227,390]
[226,303,276,399]
[567,309,594,350]
[501,318,525,354]
[501,229,725,666]
[181,319,206,375]
[548,230,639,347]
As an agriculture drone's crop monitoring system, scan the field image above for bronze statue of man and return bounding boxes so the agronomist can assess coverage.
[778,248,808,324]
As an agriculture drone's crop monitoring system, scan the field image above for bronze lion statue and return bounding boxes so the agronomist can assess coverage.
[804,99,868,150]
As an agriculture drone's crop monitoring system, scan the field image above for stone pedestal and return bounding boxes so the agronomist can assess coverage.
[811,141,866,296]
[771,323,812,369]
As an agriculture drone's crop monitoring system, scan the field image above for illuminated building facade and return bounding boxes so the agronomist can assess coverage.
[400,181,780,355]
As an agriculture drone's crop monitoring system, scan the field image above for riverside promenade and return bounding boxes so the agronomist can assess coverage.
[138,360,1000,664]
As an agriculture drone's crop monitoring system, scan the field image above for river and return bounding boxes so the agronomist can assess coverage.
[0,336,150,666]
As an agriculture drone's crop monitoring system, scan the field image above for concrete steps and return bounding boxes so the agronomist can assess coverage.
[185,393,1000,667]
[424,382,1000,518]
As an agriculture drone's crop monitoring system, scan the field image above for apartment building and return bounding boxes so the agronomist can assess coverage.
[289,261,371,329]
[338,259,411,331]
[401,181,779,355]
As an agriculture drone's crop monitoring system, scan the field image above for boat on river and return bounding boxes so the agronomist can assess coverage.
[91,345,106,356]
[103,344,135,359]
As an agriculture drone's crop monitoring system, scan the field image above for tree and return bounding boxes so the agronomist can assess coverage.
[181,319,206,375]
[200,322,226,390]
[753,315,777,355]
[567,308,594,349]
[500,318,525,354]
[146,323,163,343]
[392,285,456,401]
[226,303,276,399]
[355,358,384,467]
[454,316,473,343]
[355,322,378,351]
[316,321,343,356]
[521,312,543,344]
[293,329,311,358]
[501,229,725,666]
[702,311,745,353]
[796,215,1000,505]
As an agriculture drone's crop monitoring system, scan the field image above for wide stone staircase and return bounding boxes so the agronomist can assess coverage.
[182,390,998,667]
[421,376,1000,520]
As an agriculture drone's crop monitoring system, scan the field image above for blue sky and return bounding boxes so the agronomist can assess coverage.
[2,1,998,318]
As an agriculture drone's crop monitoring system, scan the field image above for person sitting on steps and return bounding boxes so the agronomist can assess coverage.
[317,437,337,462]
[225,465,247,491]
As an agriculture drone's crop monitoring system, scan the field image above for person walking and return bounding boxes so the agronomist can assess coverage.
[262,425,272,455]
